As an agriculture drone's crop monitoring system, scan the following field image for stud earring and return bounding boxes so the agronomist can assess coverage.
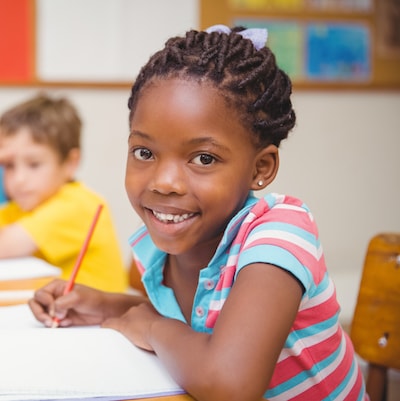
[257,180,263,187]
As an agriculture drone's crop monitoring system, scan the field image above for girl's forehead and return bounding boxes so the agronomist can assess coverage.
[133,80,233,127]
[136,78,233,118]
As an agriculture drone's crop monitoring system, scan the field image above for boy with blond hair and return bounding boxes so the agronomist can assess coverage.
[0,93,127,292]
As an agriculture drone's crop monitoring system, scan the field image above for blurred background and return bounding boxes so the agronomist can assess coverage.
[0,0,399,327]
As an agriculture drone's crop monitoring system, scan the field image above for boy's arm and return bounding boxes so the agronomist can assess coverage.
[0,223,38,258]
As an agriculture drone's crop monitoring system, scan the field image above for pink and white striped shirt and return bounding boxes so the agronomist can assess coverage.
[129,193,368,400]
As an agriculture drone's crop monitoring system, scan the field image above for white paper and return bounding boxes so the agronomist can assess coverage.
[0,327,183,400]
[0,257,61,280]
[0,304,43,328]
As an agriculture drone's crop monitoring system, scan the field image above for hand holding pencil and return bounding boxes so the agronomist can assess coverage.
[29,203,140,328]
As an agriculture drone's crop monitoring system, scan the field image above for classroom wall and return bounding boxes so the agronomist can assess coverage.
[1,0,399,324]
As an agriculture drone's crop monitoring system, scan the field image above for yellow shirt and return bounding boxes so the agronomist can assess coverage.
[0,182,128,292]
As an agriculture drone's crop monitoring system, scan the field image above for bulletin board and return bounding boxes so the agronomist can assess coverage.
[200,0,400,90]
[1,0,399,89]
[0,0,197,88]
[0,0,35,84]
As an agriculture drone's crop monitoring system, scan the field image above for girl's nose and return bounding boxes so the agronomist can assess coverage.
[149,161,186,195]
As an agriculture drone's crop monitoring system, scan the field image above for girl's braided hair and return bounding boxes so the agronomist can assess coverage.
[128,27,296,148]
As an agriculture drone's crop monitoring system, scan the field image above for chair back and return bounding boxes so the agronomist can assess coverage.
[350,233,400,370]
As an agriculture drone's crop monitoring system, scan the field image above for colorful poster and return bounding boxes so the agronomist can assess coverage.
[230,0,373,12]
[230,0,304,11]
[306,23,371,81]
[306,0,373,12]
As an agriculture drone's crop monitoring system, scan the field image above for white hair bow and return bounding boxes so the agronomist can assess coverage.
[205,24,268,51]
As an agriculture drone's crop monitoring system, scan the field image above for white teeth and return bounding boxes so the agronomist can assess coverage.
[152,210,194,223]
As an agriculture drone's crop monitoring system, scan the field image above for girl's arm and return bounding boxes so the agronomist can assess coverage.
[103,263,303,401]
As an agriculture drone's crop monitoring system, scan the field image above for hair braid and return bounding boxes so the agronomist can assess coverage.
[128,27,296,148]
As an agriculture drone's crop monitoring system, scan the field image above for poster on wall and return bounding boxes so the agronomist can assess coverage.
[306,22,371,81]
[229,0,373,12]
[235,18,371,83]
[229,0,303,11]
[202,0,399,88]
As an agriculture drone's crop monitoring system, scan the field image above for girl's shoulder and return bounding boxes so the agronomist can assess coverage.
[246,193,316,232]
[253,192,311,214]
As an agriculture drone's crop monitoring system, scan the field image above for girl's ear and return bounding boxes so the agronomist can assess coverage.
[251,144,279,191]
[63,148,81,180]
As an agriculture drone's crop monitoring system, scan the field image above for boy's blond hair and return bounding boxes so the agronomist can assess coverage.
[0,93,81,161]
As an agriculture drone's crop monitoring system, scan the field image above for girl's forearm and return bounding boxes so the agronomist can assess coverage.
[102,292,150,320]
[147,317,263,401]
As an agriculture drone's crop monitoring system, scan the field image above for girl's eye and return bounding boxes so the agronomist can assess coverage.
[192,153,216,166]
[133,148,153,161]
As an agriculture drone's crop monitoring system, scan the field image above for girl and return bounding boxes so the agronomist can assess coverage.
[29,26,368,401]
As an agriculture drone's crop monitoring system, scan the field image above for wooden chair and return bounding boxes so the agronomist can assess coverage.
[350,233,400,401]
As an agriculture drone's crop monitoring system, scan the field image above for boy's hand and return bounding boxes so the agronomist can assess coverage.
[28,279,108,327]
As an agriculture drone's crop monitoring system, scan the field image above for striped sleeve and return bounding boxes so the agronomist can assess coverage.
[233,194,367,400]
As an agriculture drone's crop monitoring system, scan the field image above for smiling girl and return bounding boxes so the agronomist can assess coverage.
[29,26,368,401]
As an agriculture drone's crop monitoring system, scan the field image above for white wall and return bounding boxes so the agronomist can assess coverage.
[1,0,399,324]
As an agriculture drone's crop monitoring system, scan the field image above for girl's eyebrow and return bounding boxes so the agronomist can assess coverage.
[129,131,230,152]
[187,136,230,152]
[129,130,150,140]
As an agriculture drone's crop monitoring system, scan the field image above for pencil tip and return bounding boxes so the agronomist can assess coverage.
[51,318,60,329]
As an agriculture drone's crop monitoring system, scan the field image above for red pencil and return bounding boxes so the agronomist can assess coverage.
[52,204,103,327]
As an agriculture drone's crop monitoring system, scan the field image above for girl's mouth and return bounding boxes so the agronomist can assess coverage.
[152,210,195,224]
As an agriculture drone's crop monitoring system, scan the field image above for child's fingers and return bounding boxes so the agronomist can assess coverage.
[28,279,69,325]
[27,297,53,327]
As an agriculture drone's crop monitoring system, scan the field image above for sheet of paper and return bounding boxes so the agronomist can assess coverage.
[0,304,43,328]
[0,326,184,400]
[0,257,61,280]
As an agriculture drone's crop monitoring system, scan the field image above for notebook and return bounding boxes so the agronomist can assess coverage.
[0,305,184,400]
[0,257,61,281]
[0,257,61,304]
